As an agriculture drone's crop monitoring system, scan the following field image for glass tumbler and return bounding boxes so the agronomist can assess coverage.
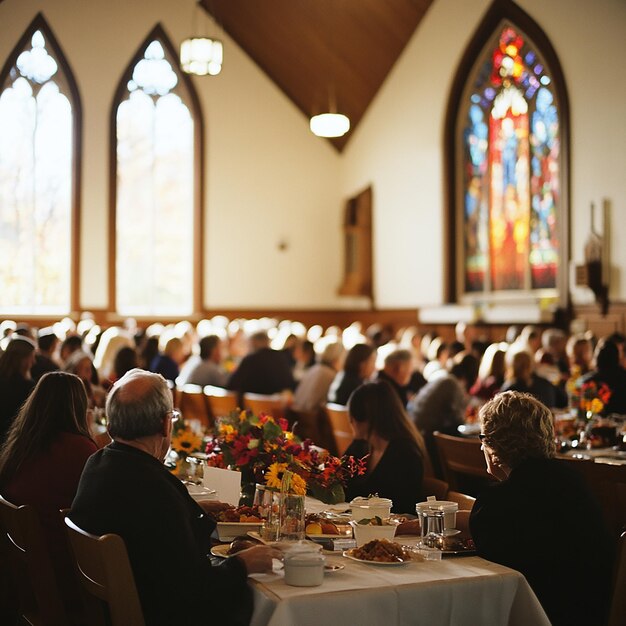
[420,508,444,549]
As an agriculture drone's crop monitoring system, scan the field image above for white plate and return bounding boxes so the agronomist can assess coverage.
[324,563,345,573]
[343,548,408,566]
[216,522,263,542]
[210,544,232,558]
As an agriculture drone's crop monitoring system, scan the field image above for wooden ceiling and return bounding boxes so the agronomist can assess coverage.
[202,0,434,151]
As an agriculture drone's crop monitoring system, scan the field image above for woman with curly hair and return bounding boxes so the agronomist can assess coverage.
[470,391,613,626]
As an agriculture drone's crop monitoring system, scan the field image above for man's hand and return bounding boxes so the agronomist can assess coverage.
[234,545,283,574]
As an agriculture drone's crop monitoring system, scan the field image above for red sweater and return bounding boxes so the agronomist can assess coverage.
[2,432,97,610]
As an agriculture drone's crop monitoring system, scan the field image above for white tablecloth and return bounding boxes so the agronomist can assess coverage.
[249,554,549,626]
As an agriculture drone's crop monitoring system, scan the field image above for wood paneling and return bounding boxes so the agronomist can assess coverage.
[203,0,433,151]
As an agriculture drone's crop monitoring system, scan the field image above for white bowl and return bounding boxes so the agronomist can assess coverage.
[349,521,397,547]
[350,496,393,521]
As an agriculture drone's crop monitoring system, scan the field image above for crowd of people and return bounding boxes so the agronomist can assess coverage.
[0,315,623,625]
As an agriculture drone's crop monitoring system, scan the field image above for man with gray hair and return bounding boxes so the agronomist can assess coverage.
[70,369,278,626]
[377,349,414,406]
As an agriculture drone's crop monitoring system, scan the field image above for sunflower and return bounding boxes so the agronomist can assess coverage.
[265,462,288,489]
[172,429,203,454]
[290,473,307,496]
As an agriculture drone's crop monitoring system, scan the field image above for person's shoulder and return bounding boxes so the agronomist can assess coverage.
[56,431,98,454]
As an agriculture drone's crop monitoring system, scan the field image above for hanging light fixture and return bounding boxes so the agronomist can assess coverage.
[310,112,350,138]
[310,1,350,138]
[180,1,223,76]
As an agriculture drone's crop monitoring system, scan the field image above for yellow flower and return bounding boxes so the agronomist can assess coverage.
[590,398,604,414]
[172,429,202,454]
[239,411,247,423]
[285,431,294,441]
[290,473,307,496]
[265,462,289,489]
[219,423,236,442]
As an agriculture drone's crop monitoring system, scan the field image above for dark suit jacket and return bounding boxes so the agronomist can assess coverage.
[344,438,424,515]
[0,376,34,444]
[70,442,251,626]
[227,348,295,396]
[470,458,613,626]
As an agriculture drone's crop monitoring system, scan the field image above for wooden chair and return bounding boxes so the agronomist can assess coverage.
[555,456,626,540]
[0,495,70,626]
[204,385,238,421]
[433,432,493,494]
[422,476,449,501]
[243,392,287,421]
[178,384,213,430]
[325,403,352,456]
[446,490,476,511]
[64,516,145,626]
[609,531,626,626]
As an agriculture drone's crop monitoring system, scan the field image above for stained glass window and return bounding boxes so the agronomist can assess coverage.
[114,35,196,316]
[0,21,76,314]
[459,25,560,298]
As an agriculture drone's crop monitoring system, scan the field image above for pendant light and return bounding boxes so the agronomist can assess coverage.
[310,1,350,138]
[180,1,223,76]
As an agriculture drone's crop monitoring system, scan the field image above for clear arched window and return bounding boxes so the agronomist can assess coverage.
[112,26,202,316]
[447,6,569,306]
[0,15,79,314]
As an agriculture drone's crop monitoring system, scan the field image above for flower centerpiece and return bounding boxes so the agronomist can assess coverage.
[169,419,204,479]
[578,381,612,419]
[205,410,366,504]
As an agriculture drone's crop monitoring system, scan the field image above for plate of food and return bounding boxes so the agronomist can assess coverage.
[343,539,415,565]
[305,514,352,539]
[441,536,476,556]
[211,536,263,558]
[214,505,264,541]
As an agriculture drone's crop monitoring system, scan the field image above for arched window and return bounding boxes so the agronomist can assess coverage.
[445,1,569,308]
[111,25,203,316]
[0,14,80,314]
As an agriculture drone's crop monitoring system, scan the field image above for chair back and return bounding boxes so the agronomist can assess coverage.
[446,490,476,511]
[178,384,213,430]
[325,403,352,456]
[0,495,69,626]
[433,432,492,492]
[609,531,626,626]
[64,516,145,626]
[555,456,626,540]
[422,477,449,501]
[204,386,238,421]
[243,393,287,421]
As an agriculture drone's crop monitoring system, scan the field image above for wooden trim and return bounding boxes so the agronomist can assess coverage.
[0,12,82,314]
[107,24,204,316]
[443,0,571,308]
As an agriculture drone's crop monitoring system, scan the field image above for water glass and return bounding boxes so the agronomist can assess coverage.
[420,509,444,549]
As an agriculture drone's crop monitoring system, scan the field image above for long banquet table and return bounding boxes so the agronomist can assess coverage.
[249,552,550,626]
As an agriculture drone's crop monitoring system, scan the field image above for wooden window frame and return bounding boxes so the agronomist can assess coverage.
[0,12,82,315]
[443,0,571,310]
[108,23,204,318]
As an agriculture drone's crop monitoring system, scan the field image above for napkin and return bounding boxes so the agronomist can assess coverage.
[203,466,241,505]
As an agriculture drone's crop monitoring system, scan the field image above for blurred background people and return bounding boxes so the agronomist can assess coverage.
[0,336,36,444]
[376,349,414,406]
[31,328,60,382]
[178,335,227,388]
[327,343,376,406]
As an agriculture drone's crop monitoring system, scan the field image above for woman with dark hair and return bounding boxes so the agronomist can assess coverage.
[344,380,424,514]
[112,345,139,382]
[0,336,36,443]
[581,338,626,414]
[327,343,376,406]
[0,371,97,612]
[470,392,613,626]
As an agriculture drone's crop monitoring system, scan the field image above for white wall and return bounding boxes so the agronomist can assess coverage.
[0,0,343,312]
[341,0,626,308]
[1,0,624,313]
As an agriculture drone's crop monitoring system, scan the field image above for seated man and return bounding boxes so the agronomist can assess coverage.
[70,369,277,626]
[227,331,295,398]
[177,334,228,388]
[376,349,413,406]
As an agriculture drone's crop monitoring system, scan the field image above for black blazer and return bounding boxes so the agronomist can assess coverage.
[227,348,295,396]
[470,458,613,626]
[70,442,251,626]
